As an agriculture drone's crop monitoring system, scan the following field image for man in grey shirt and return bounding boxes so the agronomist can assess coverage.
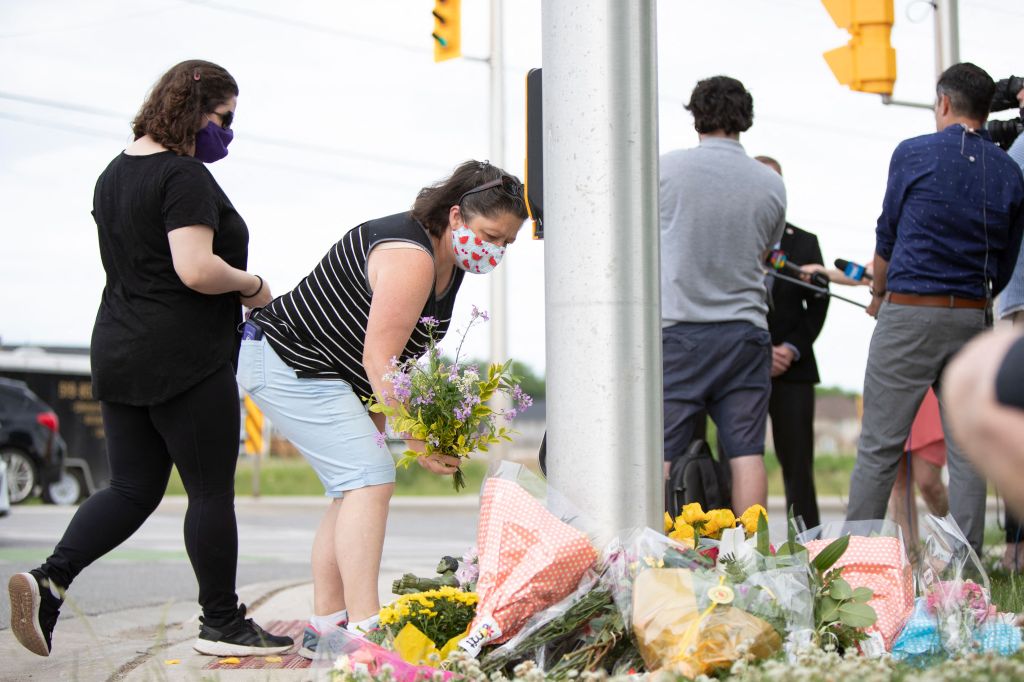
[661,76,786,513]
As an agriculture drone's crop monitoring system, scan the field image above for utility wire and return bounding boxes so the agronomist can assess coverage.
[0,111,126,142]
[963,0,1024,17]
[0,3,183,39]
[183,0,427,56]
[0,112,420,190]
[0,91,446,173]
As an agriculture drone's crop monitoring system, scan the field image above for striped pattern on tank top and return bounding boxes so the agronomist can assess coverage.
[253,212,464,400]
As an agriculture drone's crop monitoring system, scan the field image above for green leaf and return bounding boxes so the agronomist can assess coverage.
[756,509,770,555]
[829,578,853,601]
[819,595,841,624]
[812,534,850,573]
[837,602,877,629]
[852,587,874,603]
[787,505,797,547]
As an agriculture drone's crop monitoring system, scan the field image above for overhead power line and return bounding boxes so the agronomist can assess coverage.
[183,0,428,56]
[0,111,416,191]
[0,91,446,173]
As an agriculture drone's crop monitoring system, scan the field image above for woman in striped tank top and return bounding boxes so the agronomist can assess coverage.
[237,160,528,656]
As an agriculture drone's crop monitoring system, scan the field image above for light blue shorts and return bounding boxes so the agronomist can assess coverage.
[237,337,396,497]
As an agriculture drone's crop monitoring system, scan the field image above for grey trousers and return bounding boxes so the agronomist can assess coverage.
[846,302,988,554]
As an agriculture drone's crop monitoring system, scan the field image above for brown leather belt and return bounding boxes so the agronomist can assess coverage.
[885,292,988,309]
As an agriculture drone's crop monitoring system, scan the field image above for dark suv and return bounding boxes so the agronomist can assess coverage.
[0,378,66,504]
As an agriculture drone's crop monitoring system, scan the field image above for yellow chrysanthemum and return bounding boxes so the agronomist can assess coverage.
[703,508,736,538]
[739,504,768,535]
[678,502,708,527]
[668,523,695,543]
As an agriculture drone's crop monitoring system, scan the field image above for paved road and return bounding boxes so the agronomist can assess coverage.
[0,497,480,628]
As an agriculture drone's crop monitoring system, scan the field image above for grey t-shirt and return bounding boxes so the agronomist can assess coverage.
[659,137,787,329]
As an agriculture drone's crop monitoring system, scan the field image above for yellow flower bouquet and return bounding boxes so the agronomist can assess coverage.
[665,503,768,547]
[377,586,479,665]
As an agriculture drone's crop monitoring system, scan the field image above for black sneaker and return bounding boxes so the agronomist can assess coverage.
[194,604,294,657]
[8,570,63,657]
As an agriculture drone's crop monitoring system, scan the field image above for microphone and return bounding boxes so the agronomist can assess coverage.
[834,258,873,282]
[767,250,830,289]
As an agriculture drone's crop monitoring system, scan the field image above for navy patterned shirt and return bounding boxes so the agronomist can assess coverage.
[876,124,1024,299]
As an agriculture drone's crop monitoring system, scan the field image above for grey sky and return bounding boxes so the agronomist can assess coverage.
[1,0,1021,391]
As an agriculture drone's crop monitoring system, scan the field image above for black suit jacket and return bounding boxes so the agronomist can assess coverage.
[767,223,829,384]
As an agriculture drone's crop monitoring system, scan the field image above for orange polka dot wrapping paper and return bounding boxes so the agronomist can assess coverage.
[804,535,915,649]
[461,477,598,654]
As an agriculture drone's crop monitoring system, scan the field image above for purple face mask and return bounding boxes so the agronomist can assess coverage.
[194,120,233,163]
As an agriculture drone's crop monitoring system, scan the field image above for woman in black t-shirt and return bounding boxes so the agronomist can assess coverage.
[8,60,292,658]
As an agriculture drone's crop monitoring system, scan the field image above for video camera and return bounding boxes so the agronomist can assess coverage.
[988,76,1023,150]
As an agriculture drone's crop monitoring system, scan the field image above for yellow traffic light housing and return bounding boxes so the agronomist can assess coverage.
[433,0,461,63]
[821,0,897,95]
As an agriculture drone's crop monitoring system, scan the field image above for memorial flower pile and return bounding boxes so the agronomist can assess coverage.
[328,478,1022,682]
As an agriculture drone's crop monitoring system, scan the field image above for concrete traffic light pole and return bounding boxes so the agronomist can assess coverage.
[541,0,663,541]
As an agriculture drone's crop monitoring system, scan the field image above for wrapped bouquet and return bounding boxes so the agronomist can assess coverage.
[367,308,531,490]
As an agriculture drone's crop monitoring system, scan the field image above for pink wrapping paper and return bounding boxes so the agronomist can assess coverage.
[329,631,455,682]
[461,478,597,653]
[805,536,914,649]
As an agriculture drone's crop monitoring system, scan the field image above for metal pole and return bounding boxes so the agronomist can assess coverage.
[934,0,960,76]
[488,0,511,463]
[542,0,662,539]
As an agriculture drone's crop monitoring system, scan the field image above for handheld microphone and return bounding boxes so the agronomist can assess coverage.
[834,258,873,282]
[767,250,830,289]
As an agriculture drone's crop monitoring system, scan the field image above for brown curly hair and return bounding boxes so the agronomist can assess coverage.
[411,160,528,237]
[131,60,238,156]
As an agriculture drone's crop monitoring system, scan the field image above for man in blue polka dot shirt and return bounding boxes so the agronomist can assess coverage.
[847,63,1024,556]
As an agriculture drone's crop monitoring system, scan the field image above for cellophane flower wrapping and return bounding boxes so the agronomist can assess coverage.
[799,520,914,650]
[630,566,782,678]
[905,513,1022,659]
[319,626,457,682]
[459,477,598,655]
[892,597,1022,663]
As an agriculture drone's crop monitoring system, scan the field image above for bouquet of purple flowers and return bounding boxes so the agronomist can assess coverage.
[368,307,531,490]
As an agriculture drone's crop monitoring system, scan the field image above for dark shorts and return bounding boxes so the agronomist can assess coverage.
[662,321,771,461]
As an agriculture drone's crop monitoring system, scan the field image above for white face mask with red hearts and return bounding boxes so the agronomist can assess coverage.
[451,224,505,274]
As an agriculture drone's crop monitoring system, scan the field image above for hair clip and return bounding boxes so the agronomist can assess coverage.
[193,71,201,81]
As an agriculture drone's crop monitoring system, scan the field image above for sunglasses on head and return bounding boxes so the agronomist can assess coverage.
[209,109,234,130]
[457,174,524,205]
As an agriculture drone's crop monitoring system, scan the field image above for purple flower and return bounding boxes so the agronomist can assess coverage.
[391,370,412,402]
[373,432,387,449]
[470,305,490,322]
[412,389,435,406]
[512,385,533,412]
[454,561,479,587]
[454,405,472,421]
[504,407,518,422]
[420,316,439,326]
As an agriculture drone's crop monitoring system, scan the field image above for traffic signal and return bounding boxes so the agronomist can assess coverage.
[821,0,897,95]
[432,0,461,63]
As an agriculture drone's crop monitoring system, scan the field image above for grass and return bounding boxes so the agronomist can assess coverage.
[164,454,491,497]
[162,451,856,498]
[766,450,855,497]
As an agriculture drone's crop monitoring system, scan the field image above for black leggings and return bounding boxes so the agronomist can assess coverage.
[41,364,241,625]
